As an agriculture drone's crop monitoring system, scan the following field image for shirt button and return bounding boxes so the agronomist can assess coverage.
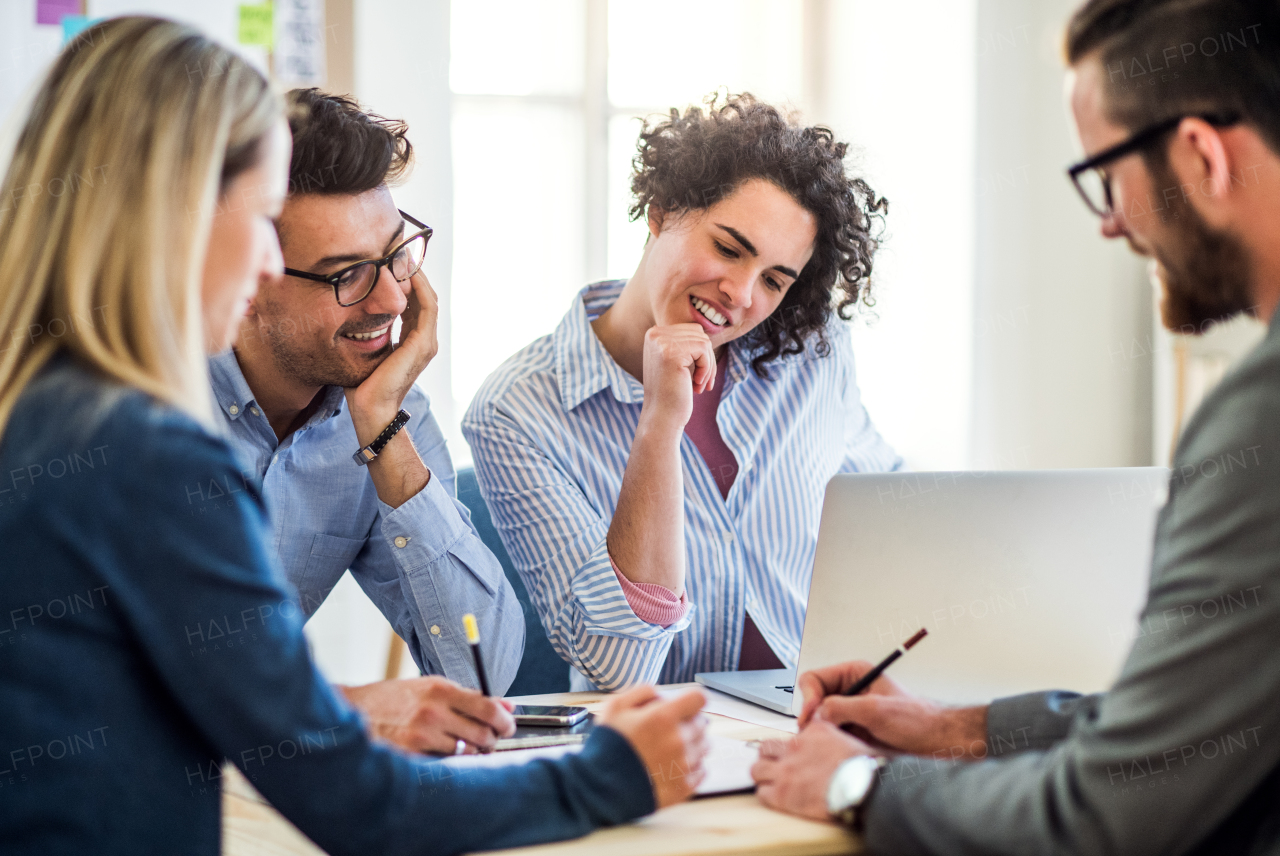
[394,536,409,548]
[722,530,735,543]
[271,454,278,465]
[250,406,261,417]
[228,404,239,416]
[430,625,441,636]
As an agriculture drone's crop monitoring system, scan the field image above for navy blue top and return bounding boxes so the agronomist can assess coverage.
[0,356,653,856]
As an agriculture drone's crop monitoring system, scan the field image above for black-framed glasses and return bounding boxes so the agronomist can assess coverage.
[1067,113,1239,217]
[283,210,433,307]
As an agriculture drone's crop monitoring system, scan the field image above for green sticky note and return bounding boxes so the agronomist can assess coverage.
[238,3,273,47]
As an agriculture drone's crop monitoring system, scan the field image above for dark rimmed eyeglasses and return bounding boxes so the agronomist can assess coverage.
[1067,113,1240,218]
[283,210,433,307]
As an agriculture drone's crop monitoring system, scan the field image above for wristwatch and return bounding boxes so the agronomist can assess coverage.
[826,755,886,830]
[352,409,411,466]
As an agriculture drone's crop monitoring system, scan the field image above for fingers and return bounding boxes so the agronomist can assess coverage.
[442,712,502,752]
[751,757,778,785]
[756,738,790,761]
[644,325,716,383]
[410,270,440,320]
[602,684,660,717]
[797,660,889,727]
[392,269,438,357]
[660,688,707,723]
[689,338,716,392]
[796,672,827,727]
[444,687,516,739]
[815,695,889,732]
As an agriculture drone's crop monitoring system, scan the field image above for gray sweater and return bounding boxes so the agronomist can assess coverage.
[862,314,1280,856]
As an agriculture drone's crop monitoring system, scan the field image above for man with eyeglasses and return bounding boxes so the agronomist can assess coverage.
[207,89,523,755]
[752,0,1280,853]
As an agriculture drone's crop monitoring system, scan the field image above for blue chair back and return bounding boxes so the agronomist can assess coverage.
[455,467,570,695]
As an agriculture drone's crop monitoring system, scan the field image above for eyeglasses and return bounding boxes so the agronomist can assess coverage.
[283,210,433,307]
[1067,113,1239,218]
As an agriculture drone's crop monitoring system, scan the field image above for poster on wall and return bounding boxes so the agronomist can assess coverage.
[36,0,83,25]
[274,0,326,87]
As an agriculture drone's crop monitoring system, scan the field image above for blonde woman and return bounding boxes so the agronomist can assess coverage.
[0,17,705,855]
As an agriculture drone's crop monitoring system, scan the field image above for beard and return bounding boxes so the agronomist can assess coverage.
[257,311,395,389]
[1146,159,1255,334]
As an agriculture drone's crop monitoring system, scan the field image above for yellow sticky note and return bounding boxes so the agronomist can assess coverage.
[238,3,273,48]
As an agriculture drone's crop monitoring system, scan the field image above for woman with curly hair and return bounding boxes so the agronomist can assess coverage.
[464,93,902,691]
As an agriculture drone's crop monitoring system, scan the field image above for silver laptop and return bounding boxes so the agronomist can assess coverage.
[696,468,1167,715]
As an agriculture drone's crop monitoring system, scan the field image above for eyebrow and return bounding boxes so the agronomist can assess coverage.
[714,223,800,280]
[313,221,406,270]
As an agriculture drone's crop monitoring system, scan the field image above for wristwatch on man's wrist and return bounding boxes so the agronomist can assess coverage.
[826,755,887,831]
[352,409,411,466]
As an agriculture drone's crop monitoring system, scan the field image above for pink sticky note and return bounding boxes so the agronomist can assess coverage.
[37,0,83,26]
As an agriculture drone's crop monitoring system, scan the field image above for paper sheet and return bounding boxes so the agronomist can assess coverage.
[658,685,800,734]
[439,734,757,796]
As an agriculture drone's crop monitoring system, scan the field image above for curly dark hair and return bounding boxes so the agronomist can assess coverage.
[629,92,888,378]
[284,88,413,196]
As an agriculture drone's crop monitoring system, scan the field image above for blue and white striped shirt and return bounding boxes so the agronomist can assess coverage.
[462,281,902,690]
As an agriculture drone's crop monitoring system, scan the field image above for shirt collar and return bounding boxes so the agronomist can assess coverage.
[553,280,754,412]
[208,349,345,424]
[554,281,644,411]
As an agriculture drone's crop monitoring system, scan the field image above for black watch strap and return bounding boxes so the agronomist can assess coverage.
[352,409,411,466]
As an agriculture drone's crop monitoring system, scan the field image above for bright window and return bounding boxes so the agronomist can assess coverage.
[449,0,810,415]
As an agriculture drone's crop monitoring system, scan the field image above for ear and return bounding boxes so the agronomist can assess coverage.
[1167,118,1236,228]
[647,206,665,239]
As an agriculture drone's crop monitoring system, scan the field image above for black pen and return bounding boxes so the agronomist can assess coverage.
[843,628,928,696]
[462,613,492,697]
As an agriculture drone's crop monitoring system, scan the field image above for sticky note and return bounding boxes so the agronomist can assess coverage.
[61,15,97,43]
[37,0,83,26]
[238,3,274,48]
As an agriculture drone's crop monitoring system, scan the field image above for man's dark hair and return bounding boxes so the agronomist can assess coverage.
[630,92,888,379]
[284,88,412,195]
[1066,0,1280,157]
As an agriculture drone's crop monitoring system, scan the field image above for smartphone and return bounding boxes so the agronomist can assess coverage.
[511,705,589,727]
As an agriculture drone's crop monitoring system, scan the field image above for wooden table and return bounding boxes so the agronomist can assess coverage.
[222,685,861,856]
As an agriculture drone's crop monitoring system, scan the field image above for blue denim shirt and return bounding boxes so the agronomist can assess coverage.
[0,356,652,856]
[207,350,523,691]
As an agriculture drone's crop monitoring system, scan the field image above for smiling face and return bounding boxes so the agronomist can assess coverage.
[248,185,410,388]
[641,178,818,348]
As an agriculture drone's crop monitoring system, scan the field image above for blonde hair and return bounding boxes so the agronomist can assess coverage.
[0,16,281,437]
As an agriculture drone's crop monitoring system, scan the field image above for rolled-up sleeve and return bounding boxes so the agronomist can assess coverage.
[348,411,524,693]
[464,411,692,690]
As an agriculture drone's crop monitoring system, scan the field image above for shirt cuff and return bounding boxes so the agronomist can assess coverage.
[610,558,689,628]
[379,473,475,574]
[569,537,694,640]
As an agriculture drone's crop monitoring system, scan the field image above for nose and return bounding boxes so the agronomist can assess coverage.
[719,272,753,310]
[360,263,409,315]
[258,231,285,291]
[1100,211,1126,240]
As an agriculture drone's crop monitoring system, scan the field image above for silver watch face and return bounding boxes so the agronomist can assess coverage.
[827,756,881,815]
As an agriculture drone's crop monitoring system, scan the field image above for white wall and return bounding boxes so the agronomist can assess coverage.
[821,0,1152,474]
[824,0,977,471]
[970,0,1152,470]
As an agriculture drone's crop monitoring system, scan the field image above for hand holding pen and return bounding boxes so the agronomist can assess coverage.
[796,629,990,761]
